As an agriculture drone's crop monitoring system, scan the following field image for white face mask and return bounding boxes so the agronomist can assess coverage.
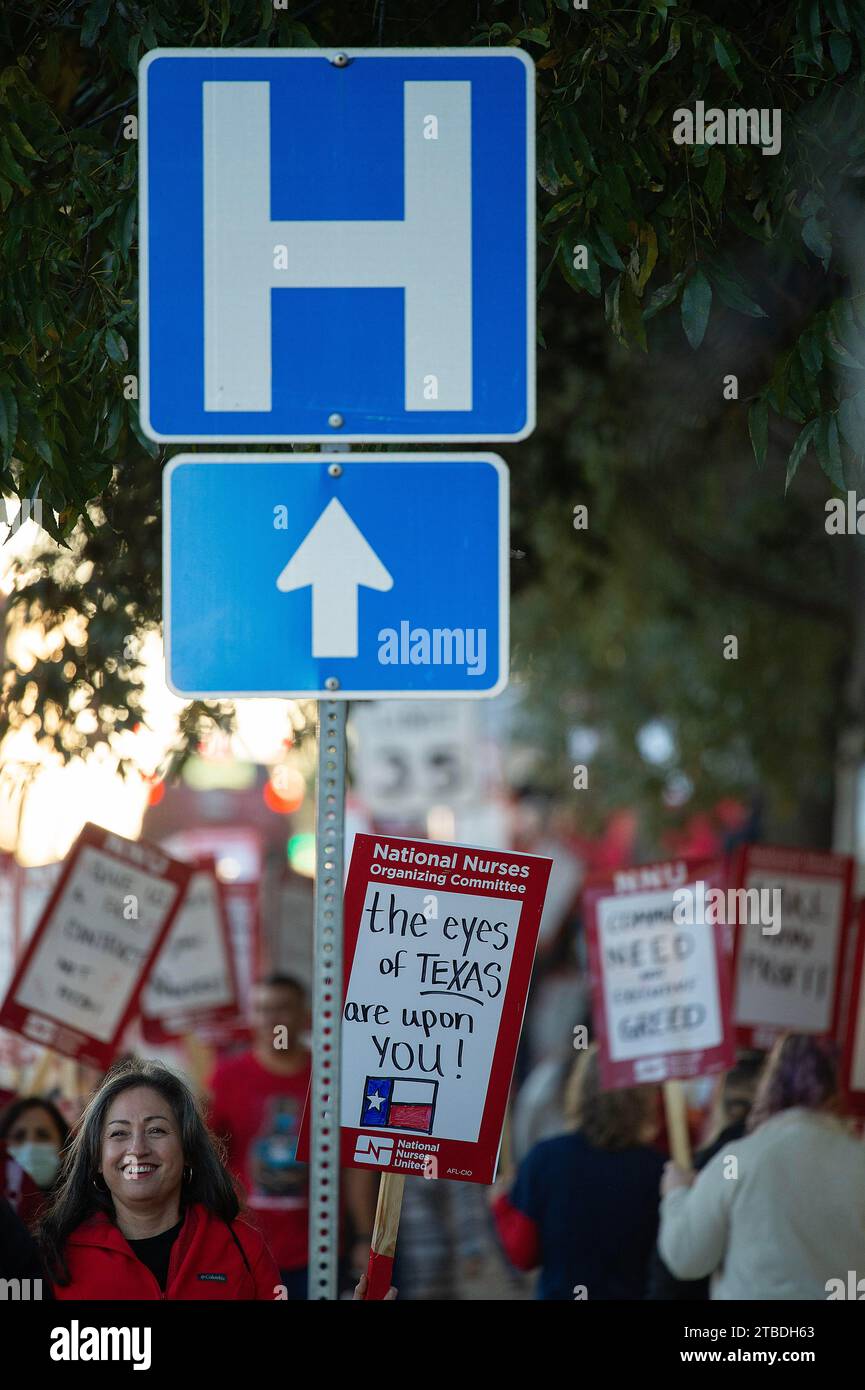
[9,1141,61,1189]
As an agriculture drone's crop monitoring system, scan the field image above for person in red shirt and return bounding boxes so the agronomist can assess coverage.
[207,973,376,1298]
[40,1058,280,1300]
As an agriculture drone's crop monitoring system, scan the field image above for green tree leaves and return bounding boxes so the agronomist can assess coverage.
[1,0,863,789]
[0,374,17,471]
[748,400,769,470]
[681,269,712,349]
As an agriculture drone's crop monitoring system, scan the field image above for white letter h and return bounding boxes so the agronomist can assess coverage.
[203,80,473,414]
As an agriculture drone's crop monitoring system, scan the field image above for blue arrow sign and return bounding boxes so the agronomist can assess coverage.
[164,455,509,698]
[140,48,534,443]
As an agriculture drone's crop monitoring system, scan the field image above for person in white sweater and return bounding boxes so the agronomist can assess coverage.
[658,1034,865,1300]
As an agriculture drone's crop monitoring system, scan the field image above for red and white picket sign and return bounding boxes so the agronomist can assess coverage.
[584,858,735,1091]
[0,824,192,1069]
[841,904,865,1115]
[298,832,552,1186]
[139,858,239,1043]
[731,845,854,1050]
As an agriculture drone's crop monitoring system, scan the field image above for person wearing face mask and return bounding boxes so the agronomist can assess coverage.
[0,1096,69,1221]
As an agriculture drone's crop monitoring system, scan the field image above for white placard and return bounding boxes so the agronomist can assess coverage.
[340,882,522,1144]
[734,871,844,1033]
[596,889,723,1063]
[140,870,234,1022]
[14,845,180,1044]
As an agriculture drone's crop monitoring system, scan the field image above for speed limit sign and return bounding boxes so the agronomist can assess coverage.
[351,701,481,820]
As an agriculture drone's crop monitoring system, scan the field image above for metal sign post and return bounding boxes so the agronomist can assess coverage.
[308,699,347,1299]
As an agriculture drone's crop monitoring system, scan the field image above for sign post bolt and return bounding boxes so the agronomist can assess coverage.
[328,413,344,429]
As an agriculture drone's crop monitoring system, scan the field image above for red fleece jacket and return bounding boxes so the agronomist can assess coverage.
[52,1202,280,1301]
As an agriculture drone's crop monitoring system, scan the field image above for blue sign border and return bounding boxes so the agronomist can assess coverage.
[139,48,535,444]
[163,453,510,699]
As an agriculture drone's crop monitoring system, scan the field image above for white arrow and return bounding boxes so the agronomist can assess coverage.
[276,499,394,658]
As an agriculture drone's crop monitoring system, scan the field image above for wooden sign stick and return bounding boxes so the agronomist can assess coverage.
[363,1171,405,1300]
[25,1047,57,1097]
[663,1079,693,1170]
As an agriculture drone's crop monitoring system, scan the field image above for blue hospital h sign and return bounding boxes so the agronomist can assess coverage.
[139,48,535,442]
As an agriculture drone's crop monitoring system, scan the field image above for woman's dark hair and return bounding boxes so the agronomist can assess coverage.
[0,1096,71,1149]
[39,1058,239,1285]
[746,1033,840,1133]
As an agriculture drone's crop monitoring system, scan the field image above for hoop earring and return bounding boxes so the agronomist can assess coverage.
[184,1165,193,1183]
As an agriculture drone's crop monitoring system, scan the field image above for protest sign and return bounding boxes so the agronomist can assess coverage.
[298,832,552,1185]
[841,904,865,1114]
[731,845,853,1050]
[161,826,262,1019]
[0,824,192,1068]
[0,853,17,1000]
[265,868,314,990]
[139,860,238,1041]
[18,861,62,948]
[584,859,735,1091]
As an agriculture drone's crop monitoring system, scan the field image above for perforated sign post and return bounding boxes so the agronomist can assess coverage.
[145,44,532,1300]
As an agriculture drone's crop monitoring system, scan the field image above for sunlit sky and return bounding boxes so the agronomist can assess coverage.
[0,516,299,865]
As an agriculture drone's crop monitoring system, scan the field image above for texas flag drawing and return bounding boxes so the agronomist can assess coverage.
[360,1077,438,1134]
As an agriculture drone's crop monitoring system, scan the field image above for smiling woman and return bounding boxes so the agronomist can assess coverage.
[38,1059,282,1301]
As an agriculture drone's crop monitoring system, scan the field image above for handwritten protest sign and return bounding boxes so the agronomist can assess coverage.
[584,859,735,1090]
[0,824,191,1068]
[731,845,853,1050]
[139,860,238,1041]
[298,833,552,1184]
[161,825,262,1014]
[840,904,865,1114]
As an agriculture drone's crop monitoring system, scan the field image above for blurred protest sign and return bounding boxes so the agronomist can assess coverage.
[0,852,17,999]
[0,824,192,1068]
[18,861,63,949]
[841,904,865,1114]
[139,859,238,1042]
[584,859,735,1093]
[731,845,853,1050]
[298,832,552,1185]
[267,867,314,989]
[161,825,261,1020]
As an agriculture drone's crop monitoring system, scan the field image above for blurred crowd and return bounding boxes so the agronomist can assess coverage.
[1,951,864,1301]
